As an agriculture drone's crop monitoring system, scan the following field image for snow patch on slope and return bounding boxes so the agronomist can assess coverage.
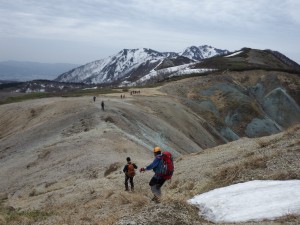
[225,51,243,57]
[188,180,300,223]
[122,62,216,86]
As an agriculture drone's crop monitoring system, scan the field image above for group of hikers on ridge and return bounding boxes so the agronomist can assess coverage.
[123,146,174,203]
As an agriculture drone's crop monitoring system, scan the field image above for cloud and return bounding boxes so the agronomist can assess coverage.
[0,0,299,63]
[1,0,299,38]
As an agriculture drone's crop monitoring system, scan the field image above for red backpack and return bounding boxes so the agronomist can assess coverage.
[157,151,174,180]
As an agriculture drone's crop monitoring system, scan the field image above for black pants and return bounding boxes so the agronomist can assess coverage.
[149,176,166,197]
[125,175,134,190]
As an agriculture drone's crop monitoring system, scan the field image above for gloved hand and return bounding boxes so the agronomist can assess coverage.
[139,167,145,173]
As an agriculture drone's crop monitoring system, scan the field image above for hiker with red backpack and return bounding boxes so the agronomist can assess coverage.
[140,147,174,203]
[123,157,138,191]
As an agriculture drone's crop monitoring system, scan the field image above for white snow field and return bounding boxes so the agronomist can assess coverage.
[188,180,300,223]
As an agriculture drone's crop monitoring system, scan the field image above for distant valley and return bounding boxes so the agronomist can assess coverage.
[0,61,80,82]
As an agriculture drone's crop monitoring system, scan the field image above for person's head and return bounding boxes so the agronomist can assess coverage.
[126,157,131,162]
[153,146,161,155]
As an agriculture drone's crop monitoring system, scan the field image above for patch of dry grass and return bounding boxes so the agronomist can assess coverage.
[203,154,270,192]
[104,162,121,177]
[153,198,209,225]
[104,116,115,123]
[175,156,184,162]
[276,213,300,224]
[255,124,300,149]
[44,181,57,188]
[256,138,281,148]
[270,171,299,180]
[96,213,120,225]
[284,124,300,137]
[29,189,37,197]
[168,179,179,189]
[87,168,98,179]
[118,192,148,209]
[213,164,242,186]
[243,155,268,169]
[287,139,300,148]
[132,196,148,209]
[183,181,195,191]
[0,205,51,225]
[119,192,131,205]
[104,190,115,199]
[244,151,255,157]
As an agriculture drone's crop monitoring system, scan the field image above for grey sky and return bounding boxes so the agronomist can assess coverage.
[0,0,299,64]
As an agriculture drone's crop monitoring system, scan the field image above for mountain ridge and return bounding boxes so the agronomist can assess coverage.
[55,45,229,85]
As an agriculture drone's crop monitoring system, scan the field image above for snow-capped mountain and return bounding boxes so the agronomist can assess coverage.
[56,48,177,84]
[55,46,228,85]
[180,45,229,61]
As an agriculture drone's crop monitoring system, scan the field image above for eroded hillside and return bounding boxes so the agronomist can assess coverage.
[161,70,300,140]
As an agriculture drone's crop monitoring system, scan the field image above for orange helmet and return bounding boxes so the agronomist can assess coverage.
[153,147,161,153]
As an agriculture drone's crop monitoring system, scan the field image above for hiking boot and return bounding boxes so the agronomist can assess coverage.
[131,187,134,192]
[125,187,129,191]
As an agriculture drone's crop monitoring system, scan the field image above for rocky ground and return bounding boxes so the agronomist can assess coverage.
[0,77,299,225]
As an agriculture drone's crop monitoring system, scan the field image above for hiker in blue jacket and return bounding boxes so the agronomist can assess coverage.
[140,146,166,203]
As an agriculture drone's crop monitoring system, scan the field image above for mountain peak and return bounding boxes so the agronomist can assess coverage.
[180,45,229,61]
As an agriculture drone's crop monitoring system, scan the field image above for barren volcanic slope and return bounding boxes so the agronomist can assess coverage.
[0,74,300,224]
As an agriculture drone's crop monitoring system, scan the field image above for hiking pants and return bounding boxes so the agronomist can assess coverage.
[125,175,134,190]
[149,176,166,197]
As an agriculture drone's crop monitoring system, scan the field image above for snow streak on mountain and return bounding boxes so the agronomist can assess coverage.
[55,45,229,85]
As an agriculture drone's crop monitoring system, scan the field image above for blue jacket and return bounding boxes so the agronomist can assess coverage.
[145,154,162,174]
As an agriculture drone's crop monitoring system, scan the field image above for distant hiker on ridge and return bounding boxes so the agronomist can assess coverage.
[123,157,138,191]
[140,147,174,203]
[101,101,105,111]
